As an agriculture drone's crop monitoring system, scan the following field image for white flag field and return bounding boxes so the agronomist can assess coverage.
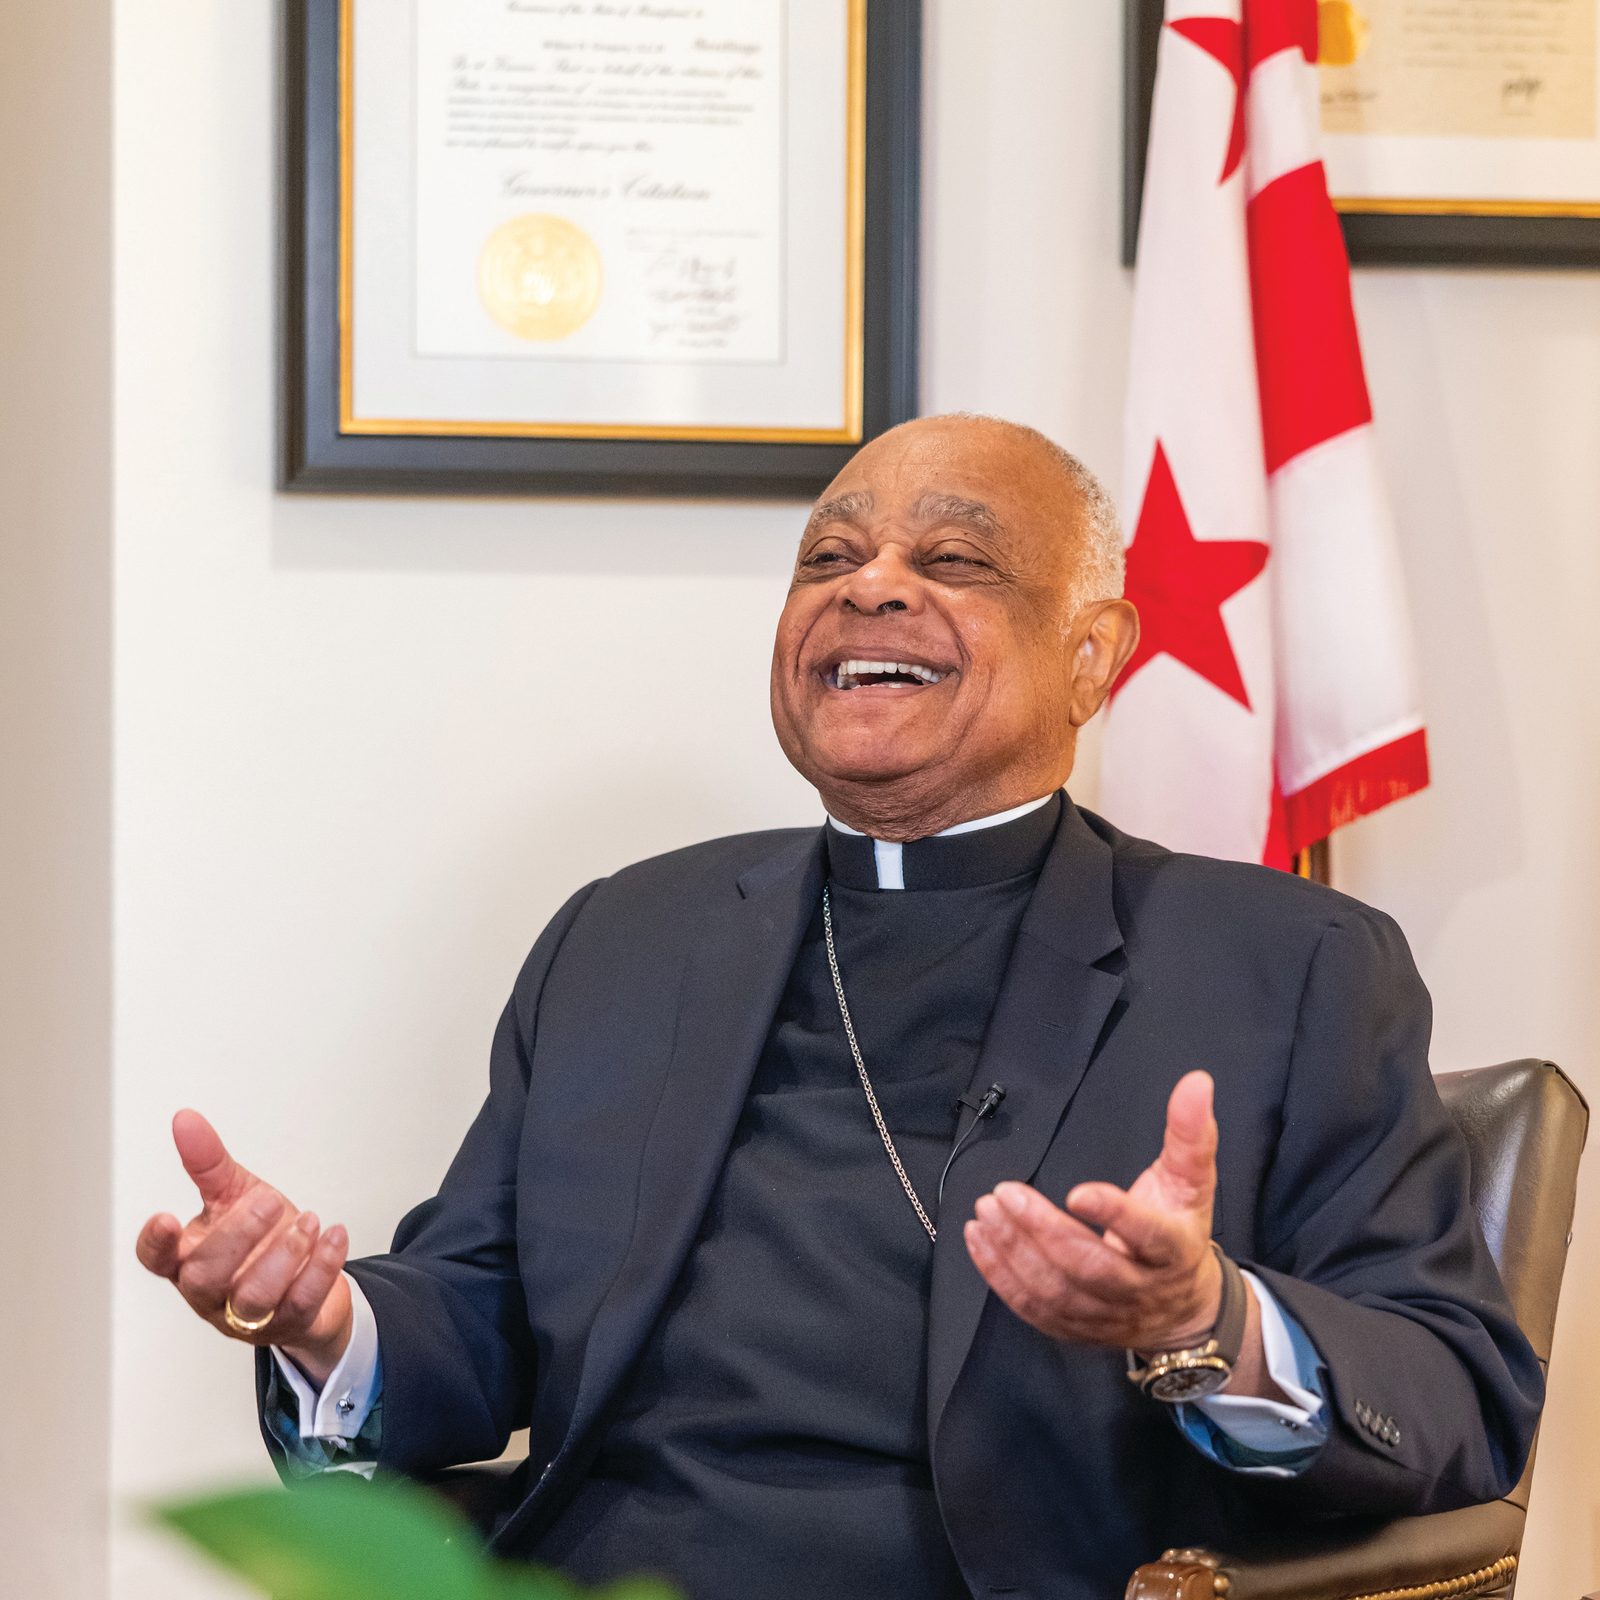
[1100,0,1429,870]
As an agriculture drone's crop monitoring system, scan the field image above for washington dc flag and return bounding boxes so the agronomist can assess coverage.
[1100,0,1429,869]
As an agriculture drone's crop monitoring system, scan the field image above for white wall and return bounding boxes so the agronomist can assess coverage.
[0,3,114,1596]
[67,2,1600,1596]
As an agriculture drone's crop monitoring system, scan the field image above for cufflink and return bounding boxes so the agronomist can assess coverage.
[336,1396,354,1416]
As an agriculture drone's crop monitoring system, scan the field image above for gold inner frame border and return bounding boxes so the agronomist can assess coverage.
[1333,195,1600,218]
[337,0,868,444]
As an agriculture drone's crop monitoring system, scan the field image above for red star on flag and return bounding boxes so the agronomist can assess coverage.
[1115,442,1269,710]
[1169,16,1245,183]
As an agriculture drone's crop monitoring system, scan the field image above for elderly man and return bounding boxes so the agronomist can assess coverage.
[138,415,1540,1599]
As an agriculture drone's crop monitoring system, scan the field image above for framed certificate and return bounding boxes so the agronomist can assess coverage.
[285,0,921,496]
[1123,0,1600,267]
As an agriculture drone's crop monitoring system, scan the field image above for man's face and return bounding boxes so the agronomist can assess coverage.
[771,420,1117,821]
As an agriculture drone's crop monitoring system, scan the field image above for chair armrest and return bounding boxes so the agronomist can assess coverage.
[422,1459,527,1539]
[1126,1499,1524,1600]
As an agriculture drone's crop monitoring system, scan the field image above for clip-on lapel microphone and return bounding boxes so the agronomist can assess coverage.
[938,1082,1008,1206]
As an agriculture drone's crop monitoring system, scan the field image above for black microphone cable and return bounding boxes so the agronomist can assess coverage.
[938,1083,1008,1206]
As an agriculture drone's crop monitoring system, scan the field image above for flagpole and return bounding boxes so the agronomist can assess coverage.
[1293,839,1331,887]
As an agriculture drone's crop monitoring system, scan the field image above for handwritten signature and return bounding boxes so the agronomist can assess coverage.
[1502,74,1544,110]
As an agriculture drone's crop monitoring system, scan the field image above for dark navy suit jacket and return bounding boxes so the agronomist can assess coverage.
[265,799,1542,1597]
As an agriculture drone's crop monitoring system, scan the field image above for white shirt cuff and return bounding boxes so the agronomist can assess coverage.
[1192,1269,1324,1450]
[268,1274,381,1445]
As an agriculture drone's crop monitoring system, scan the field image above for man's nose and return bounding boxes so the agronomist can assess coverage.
[838,548,923,615]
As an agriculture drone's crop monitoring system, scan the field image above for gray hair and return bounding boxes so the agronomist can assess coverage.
[928,413,1125,615]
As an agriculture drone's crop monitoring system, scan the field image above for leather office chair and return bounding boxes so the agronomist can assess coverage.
[1126,1058,1588,1600]
[428,1059,1587,1598]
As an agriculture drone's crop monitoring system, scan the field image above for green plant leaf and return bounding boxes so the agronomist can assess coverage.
[491,1570,585,1600]
[151,1476,686,1600]
[150,1475,495,1600]
[488,1566,683,1600]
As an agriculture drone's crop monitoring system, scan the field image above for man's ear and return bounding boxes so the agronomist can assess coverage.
[1067,599,1140,728]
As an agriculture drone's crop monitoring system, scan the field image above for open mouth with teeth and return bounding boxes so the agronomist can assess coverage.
[827,658,950,690]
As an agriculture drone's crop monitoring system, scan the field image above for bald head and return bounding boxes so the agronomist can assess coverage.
[806,414,1126,620]
[770,412,1141,838]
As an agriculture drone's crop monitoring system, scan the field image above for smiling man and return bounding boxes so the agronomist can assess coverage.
[139,415,1541,1598]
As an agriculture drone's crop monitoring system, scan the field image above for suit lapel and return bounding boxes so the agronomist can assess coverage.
[926,801,1125,1436]
[551,830,825,1466]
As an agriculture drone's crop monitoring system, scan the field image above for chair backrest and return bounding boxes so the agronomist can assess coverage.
[1434,1059,1587,1368]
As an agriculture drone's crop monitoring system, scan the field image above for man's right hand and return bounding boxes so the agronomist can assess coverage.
[135,1110,354,1388]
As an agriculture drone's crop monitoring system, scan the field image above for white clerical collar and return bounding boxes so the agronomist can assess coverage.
[825,794,1056,891]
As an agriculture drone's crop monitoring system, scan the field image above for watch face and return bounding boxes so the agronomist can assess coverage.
[1149,1361,1231,1403]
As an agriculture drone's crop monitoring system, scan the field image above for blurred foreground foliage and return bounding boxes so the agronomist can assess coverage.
[151,1475,681,1600]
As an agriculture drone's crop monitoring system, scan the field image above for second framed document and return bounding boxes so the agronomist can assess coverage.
[1319,0,1600,264]
[1124,0,1600,268]
[286,0,921,496]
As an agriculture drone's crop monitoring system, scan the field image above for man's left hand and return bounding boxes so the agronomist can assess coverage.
[964,1069,1223,1352]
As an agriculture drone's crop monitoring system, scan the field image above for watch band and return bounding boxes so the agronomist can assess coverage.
[1124,1243,1248,1404]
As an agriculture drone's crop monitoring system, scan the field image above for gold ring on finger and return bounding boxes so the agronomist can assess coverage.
[223,1296,276,1336]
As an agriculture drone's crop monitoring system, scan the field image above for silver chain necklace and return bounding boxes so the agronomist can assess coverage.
[821,884,939,1243]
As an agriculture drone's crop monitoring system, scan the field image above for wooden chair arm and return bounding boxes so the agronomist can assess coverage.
[1125,1499,1524,1600]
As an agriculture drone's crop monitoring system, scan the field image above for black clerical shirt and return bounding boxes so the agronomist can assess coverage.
[530,797,1063,1599]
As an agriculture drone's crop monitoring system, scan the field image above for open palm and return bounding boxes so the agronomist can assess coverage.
[963,1070,1222,1350]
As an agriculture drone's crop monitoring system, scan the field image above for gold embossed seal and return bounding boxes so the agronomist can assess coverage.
[1318,0,1370,67]
[478,213,603,341]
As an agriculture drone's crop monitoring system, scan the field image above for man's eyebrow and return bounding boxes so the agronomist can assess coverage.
[910,492,1005,540]
[802,490,874,540]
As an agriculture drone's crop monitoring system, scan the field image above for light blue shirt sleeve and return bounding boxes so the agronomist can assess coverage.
[261,1275,384,1480]
[1173,1270,1329,1476]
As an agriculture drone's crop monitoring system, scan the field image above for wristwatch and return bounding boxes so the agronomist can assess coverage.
[1124,1244,1247,1403]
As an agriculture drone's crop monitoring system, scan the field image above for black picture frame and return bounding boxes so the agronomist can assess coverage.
[1122,0,1600,270]
[283,0,921,497]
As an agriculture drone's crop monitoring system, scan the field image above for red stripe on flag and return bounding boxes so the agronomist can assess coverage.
[1282,728,1431,857]
[1245,0,1318,73]
[1247,162,1372,474]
